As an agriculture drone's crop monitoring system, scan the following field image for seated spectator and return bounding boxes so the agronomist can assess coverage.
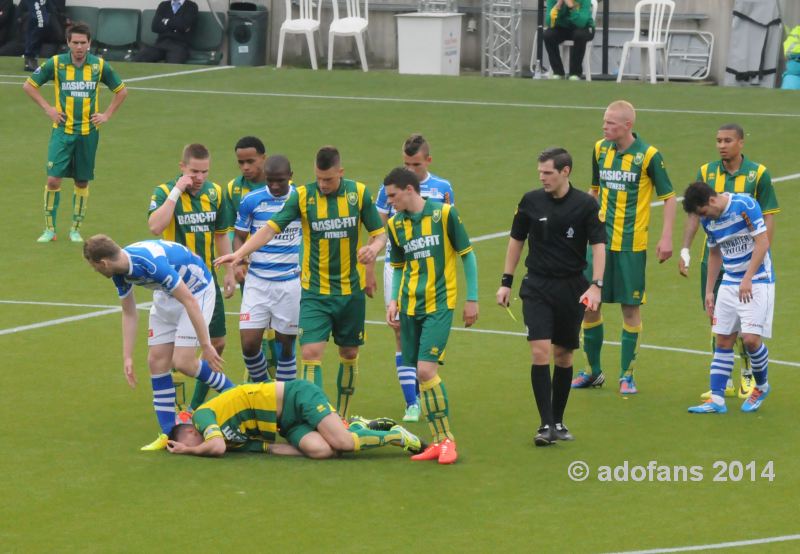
[543,0,594,80]
[135,0,198,64]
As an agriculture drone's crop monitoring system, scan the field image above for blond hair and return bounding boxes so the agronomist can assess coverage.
[606,100,636,125]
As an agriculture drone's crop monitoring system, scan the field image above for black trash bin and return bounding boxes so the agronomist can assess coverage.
[228,2,268,66]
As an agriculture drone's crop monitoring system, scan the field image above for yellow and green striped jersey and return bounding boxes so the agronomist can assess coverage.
[267,178,384,295]
[697,156,779,263]
[193,383,278,450]
[149,177,232,269]
[26,53,125,136]
[591,134,675,252]
[388,200,473,315]
[225,175,264,226]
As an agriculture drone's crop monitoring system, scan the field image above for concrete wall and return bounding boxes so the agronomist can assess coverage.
[62,0,796,83]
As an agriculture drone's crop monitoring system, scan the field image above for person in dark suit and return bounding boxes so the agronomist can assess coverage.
[135,0,198,64]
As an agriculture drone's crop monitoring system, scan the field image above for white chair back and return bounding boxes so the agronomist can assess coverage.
[285,0,321,22]
[332,0,369,23]
[633,0,675,45]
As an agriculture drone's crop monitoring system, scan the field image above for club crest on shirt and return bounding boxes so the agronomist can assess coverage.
[566,226,575,238]
[347,192,358,206]
[633,152,644,166]
[207,188,218,202]
[307,196,315,205]
[747,170,756,183]
[432,209,441,223]
[92,64,99,72]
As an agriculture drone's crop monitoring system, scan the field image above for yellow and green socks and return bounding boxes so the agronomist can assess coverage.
[300,360,323,388]
[582,318,604,376]
[71,185,89,231]
[349,426,405,451]
[44,185,61,231]
[620,322,641,379]
[419,375,453,443]
[262,328,279,381]
[336,357,358,420]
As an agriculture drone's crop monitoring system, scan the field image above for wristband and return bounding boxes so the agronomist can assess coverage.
[680,247,691,267]
[168,187,182,203]
[501,273,513,288]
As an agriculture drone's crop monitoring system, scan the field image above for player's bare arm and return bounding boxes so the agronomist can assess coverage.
[496,237,524,307]
[739,232,769,303]
[167,436,226,457]
[214,232,236,299]
[22,81,65,124]
[172,282,224,371]
[657,196,677,263]
[216,222,277,267]
[579,243,605,312]
[705,246,723,319]
[90,86,128,126]
[678,213,700,276]
[148,175,193,235]
[120,292,139,388]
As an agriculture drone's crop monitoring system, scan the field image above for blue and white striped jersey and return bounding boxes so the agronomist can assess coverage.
[235,186,301,282]
[375,172,455,261]
[112,240,212,298]
[702,193,774,286]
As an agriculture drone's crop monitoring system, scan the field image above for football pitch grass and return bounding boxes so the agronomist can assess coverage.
[1,59,799,552]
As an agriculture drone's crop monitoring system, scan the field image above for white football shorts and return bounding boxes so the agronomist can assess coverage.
[148,285,215,347]
[712,282,774,339]
[239,276,300,335]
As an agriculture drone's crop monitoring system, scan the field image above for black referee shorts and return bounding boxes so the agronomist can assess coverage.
[520,273,588,350]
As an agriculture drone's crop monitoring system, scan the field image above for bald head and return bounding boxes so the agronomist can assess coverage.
[265,154,292,197]
[265,154,291,174]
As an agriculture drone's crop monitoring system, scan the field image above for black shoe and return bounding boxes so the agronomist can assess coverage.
[368,417,398,431]
[553,423,574,441]
[533,425,555,447]
[24,57,38,72]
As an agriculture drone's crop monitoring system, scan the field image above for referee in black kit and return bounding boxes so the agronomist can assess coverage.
[496,147,606,446]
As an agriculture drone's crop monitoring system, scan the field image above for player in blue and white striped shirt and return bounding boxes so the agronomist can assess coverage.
[373,135,455,422]
[682,183,774,414]
[233,155,302,383]
[83,235,234,450]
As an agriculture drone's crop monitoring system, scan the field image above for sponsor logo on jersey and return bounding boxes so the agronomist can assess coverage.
[148,328,154,337]
[240,313,251,321]
[316,404,326,413]
[310,217,357,232]
[402,235,441,254]
[176,212,217,225]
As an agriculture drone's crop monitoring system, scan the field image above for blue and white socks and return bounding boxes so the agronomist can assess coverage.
[396,352,417,407]
[151,371,177,434]
[709,347,734,405]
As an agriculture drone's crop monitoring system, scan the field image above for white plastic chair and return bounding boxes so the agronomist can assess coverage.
[327,0,369,72]
[277,0,323,70]
[616,0,675,84]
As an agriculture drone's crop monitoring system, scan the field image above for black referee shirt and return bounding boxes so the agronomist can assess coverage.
[509,184,606,278]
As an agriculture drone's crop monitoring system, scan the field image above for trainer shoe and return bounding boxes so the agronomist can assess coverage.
[700,384,736,400]
[69,229,83,243]
[571,371,605,389]
[741,385,770,413]
[390,424,424,454]
[437,438,458,464]
[738,375,755,399]
[411,441,441,461]
[348,415,397,431]
[140,433,169,451]
[688,399,728,414]
[619,375,638,395]
[37,229,56,243]
[568,75,581,81]
[553,423,574,441]
[403,403,421,422]
[534,425,555,447]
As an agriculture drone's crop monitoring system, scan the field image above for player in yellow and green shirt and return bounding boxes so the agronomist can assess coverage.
[573,100,677,395]
[166,378,423,457]
[148,143,237,411]
[384,167,479,465]
[677,123,779,399]
[23,22,128,243]
[215,146,386,420]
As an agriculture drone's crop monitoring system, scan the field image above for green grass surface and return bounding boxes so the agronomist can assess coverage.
[1,59,799,553]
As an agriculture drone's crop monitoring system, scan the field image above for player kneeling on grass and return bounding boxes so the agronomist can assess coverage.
[166,381,423,458]
[682,182,775,414]
[84,235,235,451]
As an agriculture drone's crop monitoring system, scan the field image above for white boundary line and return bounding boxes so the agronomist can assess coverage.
[606,533,800,553]
[125,65,234,83]
[773,172,800,183]
[2,300,797,367]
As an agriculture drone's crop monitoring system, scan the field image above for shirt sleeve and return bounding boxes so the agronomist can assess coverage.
[267,188,301,233]
[148,254,183,293]
[112,274,132,298]
[445,205,473,256]
[509,196,531,242]
[742,197,767,237]
[703,219,717,248]
[192,408,223,441]
[100,60,125,93]
[754,168,780,215]
[374,184,390,215]
[149,185,169,216]
[647,151,675,199]
[26,56,55,88]
[234,195,252,233]
[585,196,607,245]
[445,184,455,205]
[591,144,601,192]
[388,217,404,268]
[214,183,232,233]
[360,184,385,236]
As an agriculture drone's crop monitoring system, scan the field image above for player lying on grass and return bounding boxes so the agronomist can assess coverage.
[83,235,235,451]
[167,380,424,458]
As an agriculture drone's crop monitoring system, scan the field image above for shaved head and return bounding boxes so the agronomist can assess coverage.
[265,154,291,174]
[606,100,636,125]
